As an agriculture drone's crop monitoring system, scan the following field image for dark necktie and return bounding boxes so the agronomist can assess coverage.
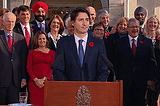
[24,26,30,47]
[89,26,92,30]
[132,39,136,56]
[39,23,44,31]
[8,35,12,52]
[79,40,84,67]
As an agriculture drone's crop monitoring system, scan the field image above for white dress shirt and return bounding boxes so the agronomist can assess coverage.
[74,33,88,54]
[128,35,138,48]
[48,32,62,48]
[20,22,31,38]
[35,20,45,31]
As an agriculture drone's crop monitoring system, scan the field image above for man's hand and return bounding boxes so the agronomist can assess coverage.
[110,26,116,34]
[21,80,27,88]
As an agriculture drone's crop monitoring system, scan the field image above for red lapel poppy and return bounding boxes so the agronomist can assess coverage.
[89,42,94,47]
[157,37,160,40]
[14,40,17,44]
[31,28,34,31]
[139,41,143,44]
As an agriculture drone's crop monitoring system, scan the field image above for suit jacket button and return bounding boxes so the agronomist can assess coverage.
[11,59,13,61]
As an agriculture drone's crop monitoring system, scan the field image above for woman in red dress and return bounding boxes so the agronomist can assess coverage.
[27,31,55,106]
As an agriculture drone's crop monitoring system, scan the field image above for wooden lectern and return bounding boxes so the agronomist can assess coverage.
[44,81,123,106]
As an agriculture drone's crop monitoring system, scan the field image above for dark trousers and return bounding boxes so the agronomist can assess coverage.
[123,81,146,106]
[0,80,20,105]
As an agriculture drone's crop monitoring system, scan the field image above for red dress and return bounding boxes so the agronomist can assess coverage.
[27,50,55,106]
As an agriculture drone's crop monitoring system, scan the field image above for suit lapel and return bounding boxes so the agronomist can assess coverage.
[136,36,144,57]
[29,23,34,50]
[68,35,81,67]
[83,34,93,65]
[125,36,134,57]
[0,31,11,53]
[17,23,24,36]
[12,32,20,57]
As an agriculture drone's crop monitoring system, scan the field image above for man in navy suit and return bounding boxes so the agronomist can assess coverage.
[0,12,27,105]
[30,1,48,35]
[53,7,108,81]
[114,18,156,106]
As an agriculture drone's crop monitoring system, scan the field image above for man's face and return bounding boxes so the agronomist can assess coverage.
[127,21,140,38]
[18,10,30,25]
[87,7,96,25]
[135,12,145,25]
[72,12,89,36]
[34,8,46,22]
[100,13,110,27]
[3,15,16,32]
[66,20,74,35]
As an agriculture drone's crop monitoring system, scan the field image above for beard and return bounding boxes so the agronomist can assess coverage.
[34,14,46,22]
[136,17,145,25]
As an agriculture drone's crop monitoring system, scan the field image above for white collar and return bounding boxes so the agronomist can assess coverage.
[128,34,138,41]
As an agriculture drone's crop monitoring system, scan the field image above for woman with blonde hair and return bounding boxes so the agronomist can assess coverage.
[106,17,129,81]
[144,15,160,106]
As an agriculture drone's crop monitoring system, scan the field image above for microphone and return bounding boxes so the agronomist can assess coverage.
[101,54,116,82]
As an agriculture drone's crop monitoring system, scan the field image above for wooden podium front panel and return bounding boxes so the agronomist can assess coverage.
[44,81,123,106]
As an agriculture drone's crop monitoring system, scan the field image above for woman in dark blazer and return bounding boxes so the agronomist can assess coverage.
[46,14,65,51]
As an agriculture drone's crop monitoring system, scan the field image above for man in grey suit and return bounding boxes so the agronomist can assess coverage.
[0,12,27,105]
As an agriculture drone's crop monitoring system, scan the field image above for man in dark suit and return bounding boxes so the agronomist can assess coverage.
[0,12,27,105]
[30,1,48,35]
[86,6,96,35]
[14,5,34,102]
[114,18,156,106]
[14,5,34,52]
[53,7,108,81]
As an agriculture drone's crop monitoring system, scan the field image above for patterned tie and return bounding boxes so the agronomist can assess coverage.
[79,40,84,67]
[132,39,136,56]
[24,26,30,47]
[39,23,44,31]
[8,35,12,52]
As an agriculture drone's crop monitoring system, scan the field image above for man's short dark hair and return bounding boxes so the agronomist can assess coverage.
[12,7,18,14]
[18,5,30,14]
[71,7,90,22]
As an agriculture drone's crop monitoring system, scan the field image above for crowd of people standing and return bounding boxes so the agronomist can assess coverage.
[0,1,160,106]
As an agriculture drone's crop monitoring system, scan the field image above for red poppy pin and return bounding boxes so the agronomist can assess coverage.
[14,40,17,44]
[157,37,160,40]
[89,42,94,47]
[31,28,34,31]
[139,41,143,44]
[106,32,110,37]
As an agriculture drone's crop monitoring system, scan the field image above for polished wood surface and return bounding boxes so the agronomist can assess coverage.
[44,81,123,106]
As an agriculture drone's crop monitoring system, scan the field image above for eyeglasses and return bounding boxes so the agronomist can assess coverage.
[136,13,144,16]
[128,26,140,28]
[94,29,104,32]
